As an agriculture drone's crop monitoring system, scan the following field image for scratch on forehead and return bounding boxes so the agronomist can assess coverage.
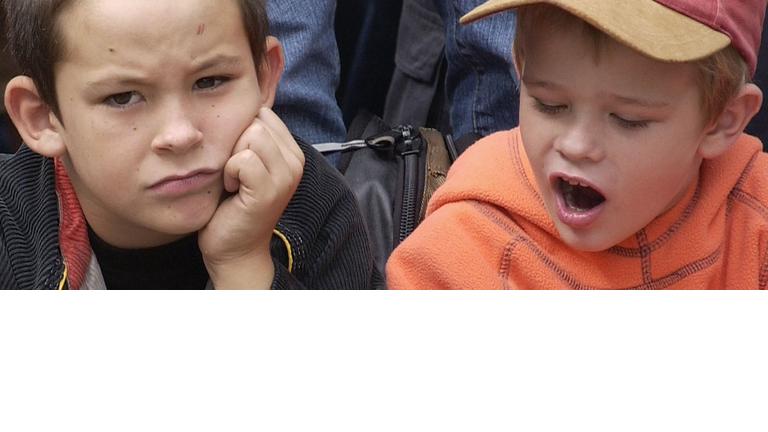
[197,24,205,35]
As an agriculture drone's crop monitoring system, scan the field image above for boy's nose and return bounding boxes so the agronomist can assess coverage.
[151,104,204,154]
[553,121,605,163]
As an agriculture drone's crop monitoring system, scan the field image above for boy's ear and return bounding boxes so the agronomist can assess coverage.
[257,36,284,109]
[698,83,763,159]
[4,75,66,158]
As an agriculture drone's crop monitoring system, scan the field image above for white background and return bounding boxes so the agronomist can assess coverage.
[0,291,765,432]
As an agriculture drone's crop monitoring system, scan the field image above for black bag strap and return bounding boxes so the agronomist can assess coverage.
[451,132,482,161]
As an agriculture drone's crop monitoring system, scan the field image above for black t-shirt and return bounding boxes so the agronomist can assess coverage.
[87,226,209,290]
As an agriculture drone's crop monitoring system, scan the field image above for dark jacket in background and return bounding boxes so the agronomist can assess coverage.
[383,0,450,134]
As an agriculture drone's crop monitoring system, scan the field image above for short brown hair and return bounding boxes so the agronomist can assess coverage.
[512,4,750,128]
[3,0,270,121]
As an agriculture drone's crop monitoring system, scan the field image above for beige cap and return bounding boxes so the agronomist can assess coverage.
[460,0,759,73]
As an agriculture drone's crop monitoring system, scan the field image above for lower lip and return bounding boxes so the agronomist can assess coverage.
[554,191,605,229]
[151,172,218,195]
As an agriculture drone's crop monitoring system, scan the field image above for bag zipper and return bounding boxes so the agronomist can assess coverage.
[391,126,421,243]
[364,126,423,243]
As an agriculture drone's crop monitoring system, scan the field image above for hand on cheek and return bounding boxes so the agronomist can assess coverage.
[199,107,305,289]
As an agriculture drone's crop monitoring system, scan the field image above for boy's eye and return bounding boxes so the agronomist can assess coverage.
[105,91,141,107]
[533,98,567,115]
[611,114,650,130]
[194,76,228,90]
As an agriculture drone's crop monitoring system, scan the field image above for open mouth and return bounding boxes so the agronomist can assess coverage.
[558,178,605,212]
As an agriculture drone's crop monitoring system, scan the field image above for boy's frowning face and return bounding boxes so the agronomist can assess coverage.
[50,0,270,248]
[518,18,709,252]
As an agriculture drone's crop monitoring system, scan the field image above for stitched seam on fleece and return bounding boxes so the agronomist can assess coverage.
[470,199,722,290]
[635,230,653,284]
[609,180,701,258]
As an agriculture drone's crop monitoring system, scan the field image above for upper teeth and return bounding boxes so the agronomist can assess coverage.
[567,179,589,187]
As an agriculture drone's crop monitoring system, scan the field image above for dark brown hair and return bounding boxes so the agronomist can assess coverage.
[3,0,269,120]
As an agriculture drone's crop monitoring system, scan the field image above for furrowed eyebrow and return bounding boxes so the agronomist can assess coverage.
[190,54,243,73]
[86,76,147,91]
[85,54,244,89]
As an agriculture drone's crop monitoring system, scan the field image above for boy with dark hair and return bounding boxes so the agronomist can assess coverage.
[1,0,383,289]
[387,0,768,289]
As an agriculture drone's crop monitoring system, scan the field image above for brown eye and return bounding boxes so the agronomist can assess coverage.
[194,76,228,90]
[104,91,143,109]
[109,92,135,105]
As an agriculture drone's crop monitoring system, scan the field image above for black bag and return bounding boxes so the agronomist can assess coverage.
[313,111,479,275]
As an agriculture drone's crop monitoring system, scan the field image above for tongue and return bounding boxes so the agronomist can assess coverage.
[563,182,605,211]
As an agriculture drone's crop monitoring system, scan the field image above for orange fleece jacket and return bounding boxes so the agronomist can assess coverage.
[386,128,768,289]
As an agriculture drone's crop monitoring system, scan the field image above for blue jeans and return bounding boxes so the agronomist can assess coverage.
[267,0,346,165]
[433,0,518,137]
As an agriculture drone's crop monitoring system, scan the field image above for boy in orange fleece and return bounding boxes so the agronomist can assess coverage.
[386,0,768,289]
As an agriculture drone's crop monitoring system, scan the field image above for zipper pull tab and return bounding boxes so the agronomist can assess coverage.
[365,129,402,150]
[394,125,421,156]
[365,125,422,153]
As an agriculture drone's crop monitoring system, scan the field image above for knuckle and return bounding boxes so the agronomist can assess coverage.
[246,121,268,135]
[238,148,259,163]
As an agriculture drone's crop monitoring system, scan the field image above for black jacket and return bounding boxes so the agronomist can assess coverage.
[0,139,384,289]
